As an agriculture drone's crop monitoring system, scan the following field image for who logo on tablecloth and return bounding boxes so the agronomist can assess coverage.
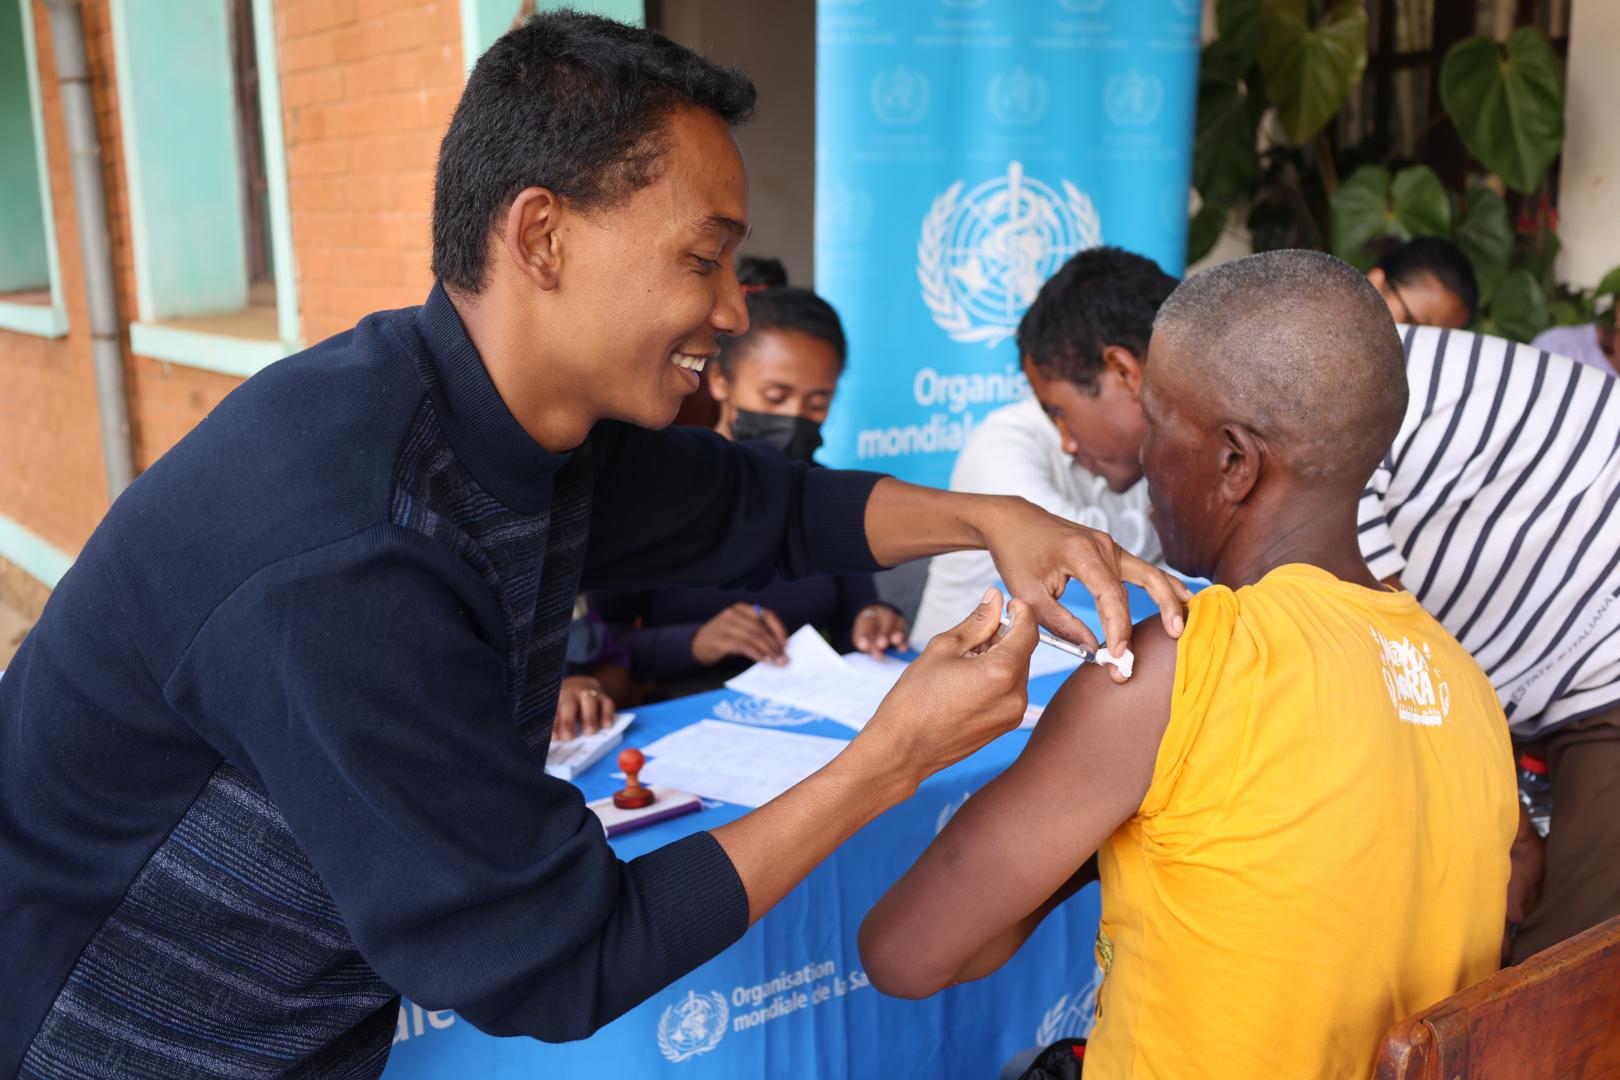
[710,696,819,728]
[918,160,1101,348]
[1037,965,1104,1047]
[656,990,729,1063]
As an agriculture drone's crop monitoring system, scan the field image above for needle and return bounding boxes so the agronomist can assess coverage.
[999,610,1093,661]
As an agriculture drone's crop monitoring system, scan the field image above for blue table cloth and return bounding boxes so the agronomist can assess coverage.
[382,586,1164,1078]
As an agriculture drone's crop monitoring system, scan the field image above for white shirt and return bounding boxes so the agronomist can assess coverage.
[1360,325,1620,735]
[1532,323,1617,376]
[911,397,1159,645]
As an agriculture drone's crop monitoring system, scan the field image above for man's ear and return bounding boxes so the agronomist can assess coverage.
[1102,345,1146,398]
[1216,422,1266,504]
[503,186,565,290]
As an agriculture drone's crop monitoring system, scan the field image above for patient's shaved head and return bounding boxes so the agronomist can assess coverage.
[1151,249,1408,483]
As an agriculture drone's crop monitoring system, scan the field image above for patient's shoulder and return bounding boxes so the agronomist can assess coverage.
[1031,615,1178,757]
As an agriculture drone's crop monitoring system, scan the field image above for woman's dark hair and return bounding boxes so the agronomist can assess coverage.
[736,256,788,290]
[431,11,756,293]
[1374,237,1480,320]
[716,287,848,376]
[1016,246,1178,393]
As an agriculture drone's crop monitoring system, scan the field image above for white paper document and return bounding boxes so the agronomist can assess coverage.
[724,625,897,730]
[638,720,849,808]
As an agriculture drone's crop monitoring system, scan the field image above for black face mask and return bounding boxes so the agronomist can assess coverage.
[730,408,824,463]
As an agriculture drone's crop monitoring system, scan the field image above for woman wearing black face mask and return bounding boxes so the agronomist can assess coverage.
[590,283,909,700]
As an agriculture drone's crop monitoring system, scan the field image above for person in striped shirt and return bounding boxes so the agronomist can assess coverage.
[1361,324,1620,961]
[1024,254,1619,963]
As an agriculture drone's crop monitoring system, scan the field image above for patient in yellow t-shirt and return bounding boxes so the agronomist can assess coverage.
[858,250,1518,1080]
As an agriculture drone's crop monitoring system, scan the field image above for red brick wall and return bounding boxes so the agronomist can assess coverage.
[277,0,462,345]
[0,0,463,576]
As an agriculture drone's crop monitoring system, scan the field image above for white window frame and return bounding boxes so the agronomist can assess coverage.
[0,0,70,338]
[109,0,300,377]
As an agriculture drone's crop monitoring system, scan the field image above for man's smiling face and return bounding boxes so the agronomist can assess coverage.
[550,105,752,430]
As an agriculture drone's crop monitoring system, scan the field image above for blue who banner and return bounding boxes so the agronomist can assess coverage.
[815,0,1202,487]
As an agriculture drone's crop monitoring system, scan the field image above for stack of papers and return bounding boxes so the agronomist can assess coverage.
[638,720,849,808]
[724,625,897,730]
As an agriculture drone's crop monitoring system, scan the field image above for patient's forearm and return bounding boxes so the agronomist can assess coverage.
[949,857,1100,985]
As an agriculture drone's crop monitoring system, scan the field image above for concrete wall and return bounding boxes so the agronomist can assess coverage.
[1556,0,1620,289]
[657,0,816,286]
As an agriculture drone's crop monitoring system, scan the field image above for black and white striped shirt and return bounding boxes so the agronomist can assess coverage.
[1360,326,1620,736]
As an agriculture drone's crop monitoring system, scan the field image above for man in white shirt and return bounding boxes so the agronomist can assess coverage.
[912,248,1172,643]
[1532,321,1617,376]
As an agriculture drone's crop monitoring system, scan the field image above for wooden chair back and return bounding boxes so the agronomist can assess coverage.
[1374,914,1620,1079]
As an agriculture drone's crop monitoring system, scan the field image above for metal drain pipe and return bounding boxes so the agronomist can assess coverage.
[43,0,135,500]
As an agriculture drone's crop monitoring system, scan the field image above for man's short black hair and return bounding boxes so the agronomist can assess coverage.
[1016,246,1179,393]
[1375,237,1480,320]
[736,256,788,290]
[431,11,756,294]
[716,286,847,376]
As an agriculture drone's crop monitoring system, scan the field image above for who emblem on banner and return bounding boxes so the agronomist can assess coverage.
[1104,69,1164,128]
[657,990,729,1063]
[918,161,1101,348]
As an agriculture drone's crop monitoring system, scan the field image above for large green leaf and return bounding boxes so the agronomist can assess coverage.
[1390,166,1450,238]
[1187,201,1227,265]
[1329,164,1450,270]
[1217,0,1261,71]
[1490,268,1551,343]
[1440,28,1564,194]
[1258,0,1368,144]
[1455,187,1513,305]
[1596,265,1620,299]
[1193,45,1262,204]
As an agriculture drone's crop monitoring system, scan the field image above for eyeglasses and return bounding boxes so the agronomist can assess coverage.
[1386,280,1415,324]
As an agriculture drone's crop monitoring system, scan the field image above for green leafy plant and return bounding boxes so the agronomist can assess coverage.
[1439,28,1565,194]
[1188,0,1617,343]
[1257,0,1367,145]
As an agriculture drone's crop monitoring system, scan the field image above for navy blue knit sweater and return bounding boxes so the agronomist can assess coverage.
[0,285,882,1078]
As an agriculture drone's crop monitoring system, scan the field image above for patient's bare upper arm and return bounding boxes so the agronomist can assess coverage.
[858,618,1179,993]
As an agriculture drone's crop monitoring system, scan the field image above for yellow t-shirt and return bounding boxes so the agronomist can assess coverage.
[1087,564,1516,1079]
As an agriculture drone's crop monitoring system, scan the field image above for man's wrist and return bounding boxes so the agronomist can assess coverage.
[957,492,1018,551]
[833,723,921,814]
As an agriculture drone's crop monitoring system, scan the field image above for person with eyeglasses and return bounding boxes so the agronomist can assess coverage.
[1366,236,1479,330]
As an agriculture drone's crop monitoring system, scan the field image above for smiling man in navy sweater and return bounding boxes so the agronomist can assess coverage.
[0,14,1186,1079]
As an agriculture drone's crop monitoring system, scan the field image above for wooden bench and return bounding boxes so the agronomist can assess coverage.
[1375,914,1620,1079]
